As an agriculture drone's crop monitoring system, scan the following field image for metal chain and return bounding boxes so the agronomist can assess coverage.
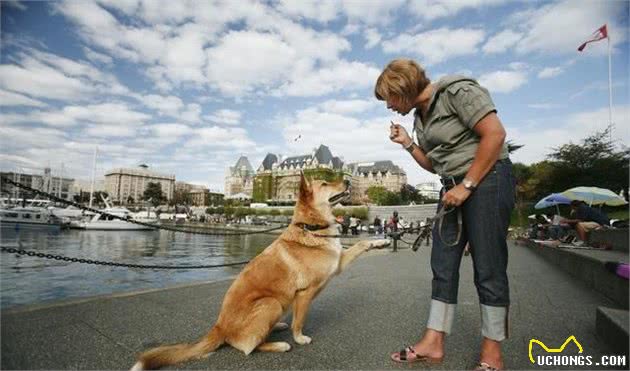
[1,246,250,269]
[0,177,287,236]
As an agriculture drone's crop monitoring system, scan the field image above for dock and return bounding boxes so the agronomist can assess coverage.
[2,240,627,370]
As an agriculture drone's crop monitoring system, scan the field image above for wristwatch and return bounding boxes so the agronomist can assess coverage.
[403,140,415,153]
[462,178,477,192]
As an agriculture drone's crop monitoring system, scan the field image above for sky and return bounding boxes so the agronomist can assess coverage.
[0,0,628,192]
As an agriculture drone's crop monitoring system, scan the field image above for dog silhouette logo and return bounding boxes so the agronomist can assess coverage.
[529,335,583,364]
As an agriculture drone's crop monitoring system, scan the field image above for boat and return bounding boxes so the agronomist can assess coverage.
[70,207,158,230]
[0,206,64,231]
[131,210,159,224]
[49,205,93,219]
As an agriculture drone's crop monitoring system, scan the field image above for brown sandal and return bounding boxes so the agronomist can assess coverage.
[390,346,443,364]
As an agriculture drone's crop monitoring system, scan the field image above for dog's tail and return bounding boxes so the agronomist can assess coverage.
[131,326,224,370]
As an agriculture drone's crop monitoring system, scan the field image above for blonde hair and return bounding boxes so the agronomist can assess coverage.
[374,59,431,106]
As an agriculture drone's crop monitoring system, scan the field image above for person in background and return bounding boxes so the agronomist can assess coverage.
[565,200,610,242]
[391,211,399,232]
[349,216,359,235]
[342,214,350,235]
[374,216,383,234]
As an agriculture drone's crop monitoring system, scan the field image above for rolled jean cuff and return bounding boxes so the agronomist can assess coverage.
[427,299,456,334]
[480,304,509,341]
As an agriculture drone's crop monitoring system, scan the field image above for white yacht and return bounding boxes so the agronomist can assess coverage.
[71,207,158,230]
[0,207,63,231]
[131,210,159,224]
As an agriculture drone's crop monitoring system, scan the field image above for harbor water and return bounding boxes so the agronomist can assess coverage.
[0,228,277,309]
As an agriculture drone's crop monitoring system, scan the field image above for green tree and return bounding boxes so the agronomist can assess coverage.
[546,126,628,195]
[172,188,192,206]
[143,182,164,207]
[367,186,389,205]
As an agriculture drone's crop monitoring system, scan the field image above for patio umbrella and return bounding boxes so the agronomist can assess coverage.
[560,186,628,206]
[534,193,572,214]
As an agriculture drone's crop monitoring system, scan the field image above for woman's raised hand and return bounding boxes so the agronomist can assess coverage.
[389,121,412,147]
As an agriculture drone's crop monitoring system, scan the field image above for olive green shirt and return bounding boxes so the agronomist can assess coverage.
[413,75,509,178]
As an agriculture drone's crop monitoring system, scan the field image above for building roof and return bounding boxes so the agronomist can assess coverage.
[347,160,406,175]
[230,156,254,176]
[280,154,311,168]
[261,153,278,170]
[331,156,344,169]
[279,145,343,169]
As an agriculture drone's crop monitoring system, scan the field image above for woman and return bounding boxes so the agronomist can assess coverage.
[374,59,515,371]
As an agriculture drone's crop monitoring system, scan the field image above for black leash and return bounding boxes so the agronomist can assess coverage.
[436,205,462,247]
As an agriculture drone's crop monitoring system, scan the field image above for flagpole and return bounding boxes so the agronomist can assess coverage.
[607,25,613,143]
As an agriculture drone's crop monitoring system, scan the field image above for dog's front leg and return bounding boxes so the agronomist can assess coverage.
[338,239,389,273]
[291,287,318,345]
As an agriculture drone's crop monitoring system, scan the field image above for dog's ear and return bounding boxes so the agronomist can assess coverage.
[299,171,311,197]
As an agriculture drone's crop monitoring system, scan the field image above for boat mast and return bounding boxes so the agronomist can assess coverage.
[89,147,98,208]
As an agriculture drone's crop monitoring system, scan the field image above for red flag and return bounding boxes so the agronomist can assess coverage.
[578,24,608,52]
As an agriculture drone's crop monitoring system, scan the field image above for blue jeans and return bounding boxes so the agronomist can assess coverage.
[431,159,516,307]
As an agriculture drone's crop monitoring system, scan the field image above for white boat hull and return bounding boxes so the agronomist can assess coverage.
[73,220,158,230]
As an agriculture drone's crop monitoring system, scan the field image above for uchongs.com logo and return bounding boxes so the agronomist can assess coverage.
[529,335,626,367]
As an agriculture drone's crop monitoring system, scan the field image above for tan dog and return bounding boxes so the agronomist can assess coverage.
[131,174,389,370]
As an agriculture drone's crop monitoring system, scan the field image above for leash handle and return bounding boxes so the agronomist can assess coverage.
[437,205,463,247]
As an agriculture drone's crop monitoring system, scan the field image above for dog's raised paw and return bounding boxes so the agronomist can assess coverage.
[294,334,312,345]
[369,239,391,249]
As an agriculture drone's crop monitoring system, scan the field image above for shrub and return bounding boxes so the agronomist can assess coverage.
[332,208,346,217]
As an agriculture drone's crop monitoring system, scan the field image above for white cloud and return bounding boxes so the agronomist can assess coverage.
[0,63,95,101]
[204,109,242,125]
[409,0,505,21]
[186,126,255,148]
[1,103,150,128]
[538,66,564,79]
[318,99,378,115]
[478,70,527,93]
[276,0,341,23]
[508,105,629,165]
[382,28,485,65]
[180,103,202,123]
[341,0,405,25]
[82,47,114,65]
[364,28,382,49]
[0,48,131,102]
[0,89,47,107]
[84,124,137,138]
[512,0,626,55]
[139,94,184,116]
[279,60,381,97]
[205,31,296,96]
[482,30,522,54]
[150,123,192,137]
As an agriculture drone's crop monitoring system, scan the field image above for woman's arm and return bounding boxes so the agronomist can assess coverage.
[463,112,506,185]
[441,112,506,207]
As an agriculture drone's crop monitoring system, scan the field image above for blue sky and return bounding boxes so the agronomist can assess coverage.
[1,0,628,192]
